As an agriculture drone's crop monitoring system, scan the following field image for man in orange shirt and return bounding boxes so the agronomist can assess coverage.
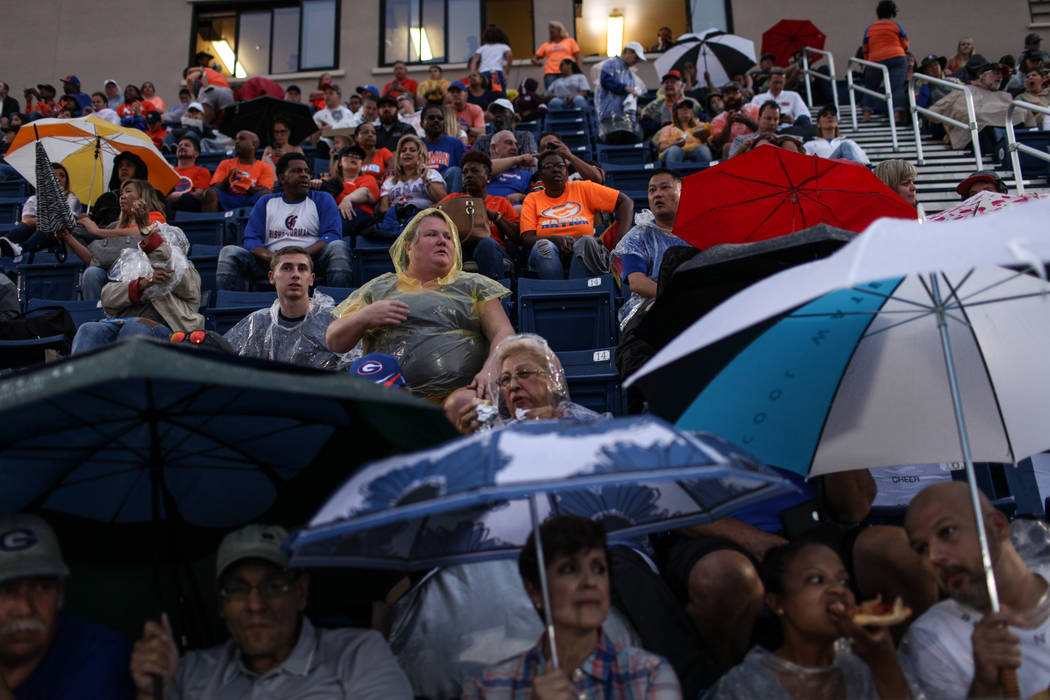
[519,150,633,279]
[169,133,212,213]
[202,130,275,212]
[439,150,519,280]
[382,61,419,102]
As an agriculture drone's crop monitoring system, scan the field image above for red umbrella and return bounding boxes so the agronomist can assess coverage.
[761,19,826,67]
[673,146,916,249]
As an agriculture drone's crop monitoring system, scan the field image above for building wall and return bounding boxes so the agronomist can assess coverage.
[1,0,1042,111]
[732,0,1040,80]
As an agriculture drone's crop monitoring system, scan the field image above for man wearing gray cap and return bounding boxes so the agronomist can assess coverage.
[130,524,411,699]
[0,514,134,699]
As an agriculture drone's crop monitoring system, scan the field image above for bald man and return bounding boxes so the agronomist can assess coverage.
[902,482,1050,699]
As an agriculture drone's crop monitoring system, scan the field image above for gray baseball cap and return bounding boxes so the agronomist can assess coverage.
[0,514,70,584]
[215,524,289,581]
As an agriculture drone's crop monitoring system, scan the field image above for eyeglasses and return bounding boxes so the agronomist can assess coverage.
[170,330,207,344]
[273,128,289,134]
[218,574,299,603]
[498,368,545,388]
[424,114,445,121]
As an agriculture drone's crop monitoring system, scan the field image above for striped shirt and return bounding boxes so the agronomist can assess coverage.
[462,631,682,699]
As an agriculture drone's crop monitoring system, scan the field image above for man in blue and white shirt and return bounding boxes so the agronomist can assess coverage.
[216,153,352,291]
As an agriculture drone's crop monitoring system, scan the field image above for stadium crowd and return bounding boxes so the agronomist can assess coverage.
[0,5,1049,699]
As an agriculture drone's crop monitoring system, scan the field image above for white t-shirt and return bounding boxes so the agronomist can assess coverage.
[750,89,810,120]
[380,169,444,209]
[474,43,511,73]
[313,104,358,130]
[21,192,83,218]
[901,562,1050,699]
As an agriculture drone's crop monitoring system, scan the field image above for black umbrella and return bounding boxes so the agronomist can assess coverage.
[654,31,757,89]
[32,135,77,261]
[219,96,317,147]
[618,225,856,414]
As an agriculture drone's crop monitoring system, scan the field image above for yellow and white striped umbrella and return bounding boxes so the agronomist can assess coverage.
[5,116,181,206]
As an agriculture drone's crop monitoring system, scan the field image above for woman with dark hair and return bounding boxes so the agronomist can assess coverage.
[140,81,165,112]
[116,84,145,119]
[859,1,909,124]
[84,151,150,227]
[465,71,497,110]
[706,541,917,699]
[0,163,83,257]
[463,514,680,698]
[469,25,513,94]
[355,121,394,182]
[261,118,304,166]
[548,58,592,110]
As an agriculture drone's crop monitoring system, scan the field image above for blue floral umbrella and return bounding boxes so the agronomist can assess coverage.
[289,416,794,569]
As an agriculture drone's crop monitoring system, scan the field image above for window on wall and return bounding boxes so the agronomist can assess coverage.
[382,0,482,65]
[192,1,338,77]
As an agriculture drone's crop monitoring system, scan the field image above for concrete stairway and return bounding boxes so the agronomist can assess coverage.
[826,106,1050,214]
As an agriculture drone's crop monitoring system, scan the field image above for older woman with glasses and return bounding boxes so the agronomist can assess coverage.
[455,333,602,434]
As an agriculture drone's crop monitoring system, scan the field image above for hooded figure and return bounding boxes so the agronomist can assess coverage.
[332,208,510,401]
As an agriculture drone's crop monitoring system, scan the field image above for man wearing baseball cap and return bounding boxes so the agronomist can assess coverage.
[641,69,701,138]
[59,75,90,112]
[471,98,539,162]
[130,523,411,698]
[0,514,135,698]
[447,81,486,143]
[374,95,415,152]
[955,170,1008,199]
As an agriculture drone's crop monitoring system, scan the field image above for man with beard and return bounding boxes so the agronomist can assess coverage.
[130,524,411,698]
[902,482,1050,699]
[470,99,538,158]
[374,95,416,152]
[168,133,211,212]
[420,103,465,194]
[709,84,759,159]
[0,514,134,699]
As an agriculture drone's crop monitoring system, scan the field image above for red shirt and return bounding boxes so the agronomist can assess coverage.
[211,159,275,194]
[175,165,212,192]
[360,148,393,182]
[383,78,419,99]
[439,192,520,250]
[336,176,381,215]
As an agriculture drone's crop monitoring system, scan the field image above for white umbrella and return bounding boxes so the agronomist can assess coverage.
[628,199,1050,686]
[654,31,756,89]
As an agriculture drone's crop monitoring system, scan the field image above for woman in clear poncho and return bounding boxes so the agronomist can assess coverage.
[327,208,514,406]
[454,333,601,435]
[705,540,921,700]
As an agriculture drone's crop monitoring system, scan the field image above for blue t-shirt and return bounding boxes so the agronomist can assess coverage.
[242,190,342,251]
[486,167,532,198]
[423,135,465,175]
[14,614,135,700]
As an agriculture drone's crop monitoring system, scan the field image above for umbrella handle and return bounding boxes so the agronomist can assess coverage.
[528,493,559,669]
[999,668,1020,698]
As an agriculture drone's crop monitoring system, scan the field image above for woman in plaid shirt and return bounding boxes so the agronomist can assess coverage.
[463,515,682,699]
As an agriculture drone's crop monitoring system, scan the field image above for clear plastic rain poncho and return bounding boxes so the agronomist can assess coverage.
[225,292,358,371]
[332,208,509,401]
[611,213,690,329]
[595,55,644,142]
[479,333,602,426]
[107,222,191,299]
[704,644,925,700]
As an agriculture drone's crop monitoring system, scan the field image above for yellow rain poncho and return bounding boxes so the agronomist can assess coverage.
[333,209,509,401]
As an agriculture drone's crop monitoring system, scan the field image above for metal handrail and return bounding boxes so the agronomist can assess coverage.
[907,73,983,171]
[846,57,898,151]
[1005,100,1050,194]
[801,47,839,118]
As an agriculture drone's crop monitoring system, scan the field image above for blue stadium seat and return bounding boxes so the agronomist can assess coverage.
[207,290,278,333]
[596,142,650,166]
[196,152,229,172]
[0,335,68,374]
[0,198,24,224]
[667,161,710,176]
[188,243,222,294]
[496,277,515,326]
[173,211,232,247]
[352,237,395,287]
[517,120,541,138]
[25,298,105,328]
[556,347,625,416]
[995,128,1050,177]
[517,275,617,352]
[313,285,356,304]
[0,179,29,199]
[16,253,85,308]
[603,163,660,192]
[314,158,331,178]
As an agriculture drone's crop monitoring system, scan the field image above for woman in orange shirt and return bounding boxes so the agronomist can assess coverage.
[532,21,582,90]
[354,122,394,183]
[860,0,909,124]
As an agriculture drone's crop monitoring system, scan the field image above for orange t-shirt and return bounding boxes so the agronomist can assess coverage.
[175,165,213,190]
[360,148,393,182]
[337,176,381,215]
[520,180,619,239]
[535,38,580,75]
[439,192,520,250]
[211,159,275,194]
[203,68,230,89]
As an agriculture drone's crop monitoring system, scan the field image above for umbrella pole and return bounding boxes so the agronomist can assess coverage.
[929,274,1020,698]
[528,493,559,669]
